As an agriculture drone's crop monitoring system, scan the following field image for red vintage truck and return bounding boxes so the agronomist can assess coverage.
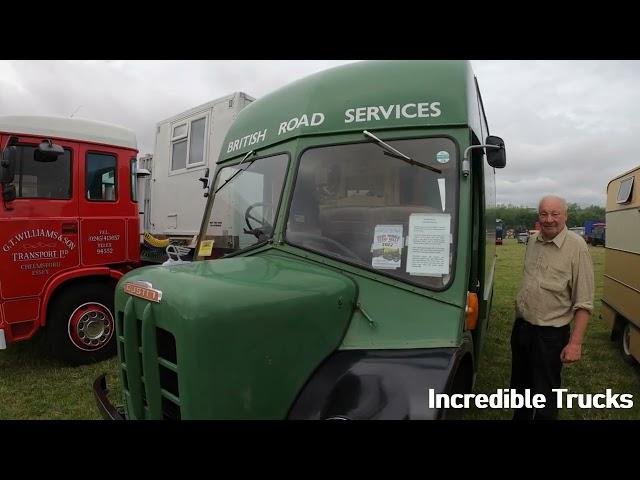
[0,115,140,364]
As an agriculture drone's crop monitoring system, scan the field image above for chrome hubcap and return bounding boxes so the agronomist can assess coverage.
[69,303,113,350]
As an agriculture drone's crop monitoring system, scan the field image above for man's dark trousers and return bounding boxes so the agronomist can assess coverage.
[510,317,570,420]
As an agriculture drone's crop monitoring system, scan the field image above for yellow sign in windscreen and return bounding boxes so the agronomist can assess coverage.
[198,240,214,257]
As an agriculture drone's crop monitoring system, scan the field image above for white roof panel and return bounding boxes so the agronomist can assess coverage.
[0,115,137,150]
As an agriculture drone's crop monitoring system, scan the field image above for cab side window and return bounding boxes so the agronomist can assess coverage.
[86,152,117,201]
[10,145,72,199]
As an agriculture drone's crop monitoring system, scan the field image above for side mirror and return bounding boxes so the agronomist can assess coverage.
[34,139,64,163]
[2,183,16,203]
[199,168,210,197]
[486,135,506,168]
[0,145,17,184]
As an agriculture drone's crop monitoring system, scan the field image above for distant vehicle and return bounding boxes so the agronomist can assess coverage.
[496,219,504,245]
[591,222,606,246]
[601,165,639,365]
[569,226,585,238]
[584,219,604,244]
[517,232,529,244]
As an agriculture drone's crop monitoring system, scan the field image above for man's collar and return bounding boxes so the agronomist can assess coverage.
[537,226,568,247]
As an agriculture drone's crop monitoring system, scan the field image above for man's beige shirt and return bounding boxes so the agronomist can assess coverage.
[516,227,594,327]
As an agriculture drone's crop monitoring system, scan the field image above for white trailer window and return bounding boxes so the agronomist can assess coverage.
[170,115,208,172]
[171,139,187,171]
[187,117,206,166]
[173,124,187,138]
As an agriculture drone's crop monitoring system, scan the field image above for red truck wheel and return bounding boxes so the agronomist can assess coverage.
[67,302,114,351]
[46,281,117,365]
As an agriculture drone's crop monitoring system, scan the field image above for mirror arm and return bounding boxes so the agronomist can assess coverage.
[462,144,502,177]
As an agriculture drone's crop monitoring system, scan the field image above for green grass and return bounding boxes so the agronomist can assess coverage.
[1,239,638,419]
[467,239,640,420]
[0,336,121,419]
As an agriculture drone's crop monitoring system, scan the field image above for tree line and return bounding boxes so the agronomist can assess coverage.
[493,204,605,231]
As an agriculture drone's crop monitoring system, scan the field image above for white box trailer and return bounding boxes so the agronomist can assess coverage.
[144,92,254,241]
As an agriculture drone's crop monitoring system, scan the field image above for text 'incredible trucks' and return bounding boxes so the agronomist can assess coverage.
[95,60,507,420]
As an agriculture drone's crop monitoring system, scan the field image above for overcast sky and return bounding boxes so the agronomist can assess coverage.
[1,60,638,207]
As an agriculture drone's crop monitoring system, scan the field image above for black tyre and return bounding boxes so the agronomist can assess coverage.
[441,361,472,420]
[620,322,637,366]
[45,281,116,365]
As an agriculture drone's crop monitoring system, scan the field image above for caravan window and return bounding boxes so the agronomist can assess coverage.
[616,176,634,204]
[170,116,207,172]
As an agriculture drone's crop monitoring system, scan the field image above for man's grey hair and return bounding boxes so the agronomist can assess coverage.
[538,195,568,213]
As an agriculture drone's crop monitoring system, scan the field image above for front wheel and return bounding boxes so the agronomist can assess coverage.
[45,281,117,365]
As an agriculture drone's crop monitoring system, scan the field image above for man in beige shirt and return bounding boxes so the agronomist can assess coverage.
[511,195,594,420]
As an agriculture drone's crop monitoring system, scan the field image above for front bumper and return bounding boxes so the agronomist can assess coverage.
[93,374,125,420]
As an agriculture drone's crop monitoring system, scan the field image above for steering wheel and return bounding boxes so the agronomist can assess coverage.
[244,202,274,239]
[287,230,364,263]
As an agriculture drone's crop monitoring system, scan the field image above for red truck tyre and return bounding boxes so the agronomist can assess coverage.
[45,281,117,365]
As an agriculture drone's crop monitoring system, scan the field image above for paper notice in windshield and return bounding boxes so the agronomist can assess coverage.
[198,240,214,257]
[406,213,451,276]
[371,225,403,270]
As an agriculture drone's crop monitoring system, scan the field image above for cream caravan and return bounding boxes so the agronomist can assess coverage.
[601,165,640,365]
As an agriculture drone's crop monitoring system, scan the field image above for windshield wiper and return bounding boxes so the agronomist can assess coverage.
[213,150,256,195]
[363,130,442,174]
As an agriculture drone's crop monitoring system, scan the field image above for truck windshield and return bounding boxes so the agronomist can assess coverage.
[10,144,72,199]
[286,137,458,289]
[202,153,288,255]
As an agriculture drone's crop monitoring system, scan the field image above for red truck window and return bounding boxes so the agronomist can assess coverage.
[86,152,117,201]
[10,144,72,199]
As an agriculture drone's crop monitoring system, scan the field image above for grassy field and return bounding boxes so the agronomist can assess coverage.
[1,239,638,419]
[0,336,120,419]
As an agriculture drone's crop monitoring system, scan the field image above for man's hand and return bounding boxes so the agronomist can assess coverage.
[561,343,582,363]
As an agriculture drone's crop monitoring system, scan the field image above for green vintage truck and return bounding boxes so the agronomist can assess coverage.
[94,60,506,420]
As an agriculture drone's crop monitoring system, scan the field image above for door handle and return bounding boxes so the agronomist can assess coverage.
[62,223,78,234]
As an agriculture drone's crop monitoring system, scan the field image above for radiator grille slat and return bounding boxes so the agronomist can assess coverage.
[141,303,162,420]
[118,298,181,420]
[123,298,144,419]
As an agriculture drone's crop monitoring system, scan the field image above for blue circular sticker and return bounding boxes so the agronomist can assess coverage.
[436,151,450,164]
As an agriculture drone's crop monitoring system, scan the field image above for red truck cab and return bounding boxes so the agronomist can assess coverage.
[0,115,139,364]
